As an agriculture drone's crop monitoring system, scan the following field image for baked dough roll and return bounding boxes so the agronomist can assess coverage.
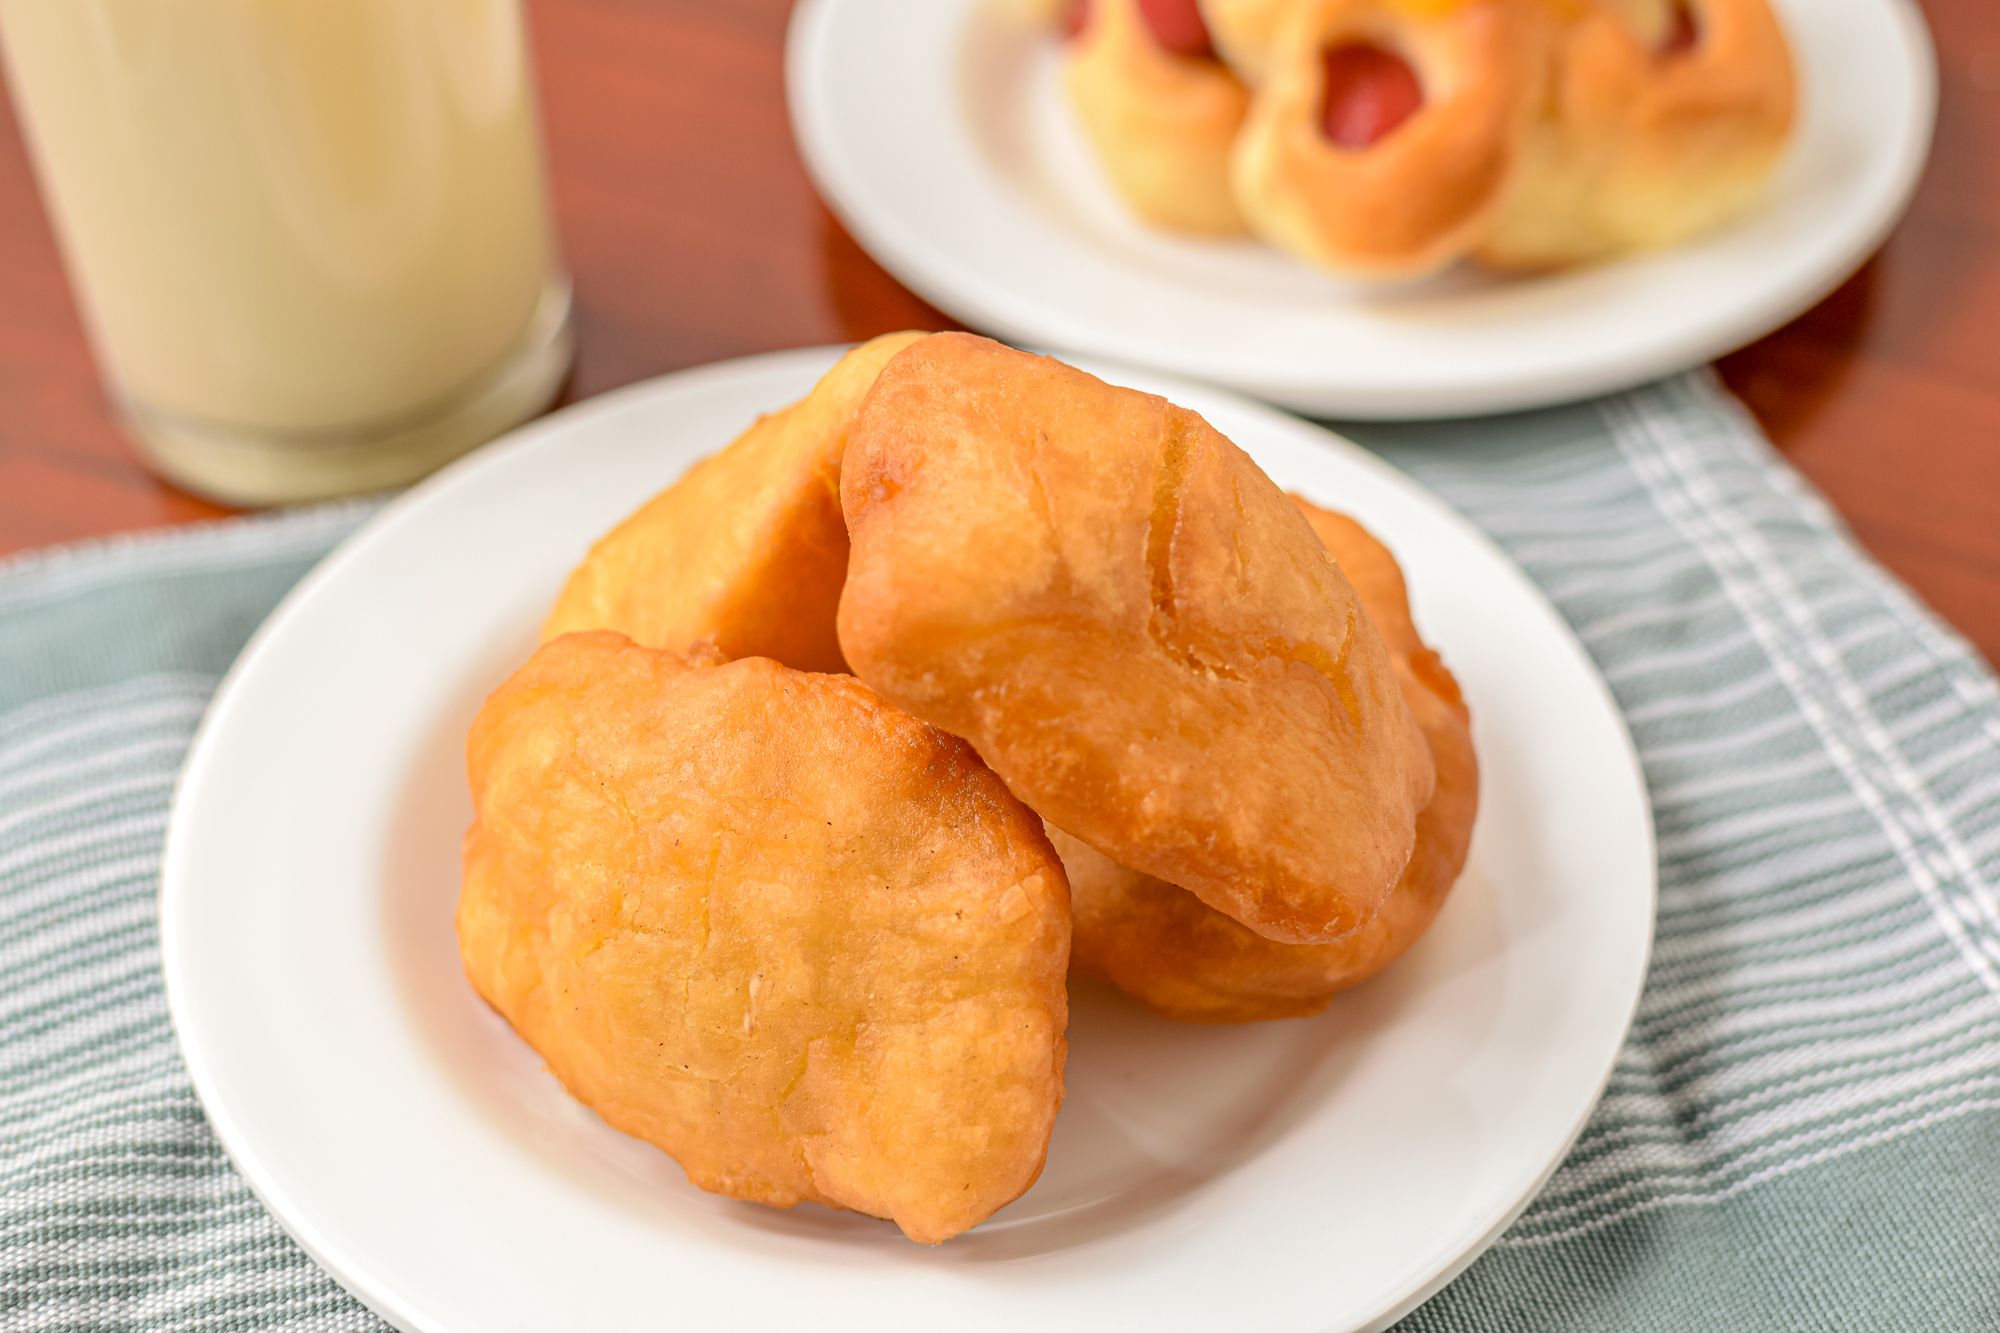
[1065,0,1252,235]
[1230,0,1552,278]
[1478,0,1796,269]
[1198,0,1301,83]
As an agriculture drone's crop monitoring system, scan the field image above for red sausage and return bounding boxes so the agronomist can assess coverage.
[1320,44,1424,150]
[1136,0,1215,59]
[1660,2,1699,55]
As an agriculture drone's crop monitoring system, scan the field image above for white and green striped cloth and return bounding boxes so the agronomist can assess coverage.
[3,373,1996,1330]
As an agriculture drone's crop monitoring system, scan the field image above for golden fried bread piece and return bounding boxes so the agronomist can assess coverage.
[541,332,926,671]
[459,632,1070,1244]
[1063,499,1478,1021]
[838,333,1433,945]
[1066,0,1252,235]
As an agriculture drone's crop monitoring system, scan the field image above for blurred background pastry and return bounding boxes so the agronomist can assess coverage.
[1478,0,1797,268]
[1198,0,1300,83]
[1230,0,1551,277]
[1051,0,1797,279]
[1064,0,1252,234]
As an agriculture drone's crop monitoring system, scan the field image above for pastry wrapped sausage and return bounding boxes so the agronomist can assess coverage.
[1230,0,1552,278]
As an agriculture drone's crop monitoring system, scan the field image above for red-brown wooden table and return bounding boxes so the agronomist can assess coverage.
[1,0,1994,662]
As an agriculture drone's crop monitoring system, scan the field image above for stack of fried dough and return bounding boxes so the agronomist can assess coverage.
[459,332,1479,1243]
[1055,0,1796,277]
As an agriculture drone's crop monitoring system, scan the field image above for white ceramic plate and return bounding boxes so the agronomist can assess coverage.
[787,0,1936,418]
[162,348,1655,1332]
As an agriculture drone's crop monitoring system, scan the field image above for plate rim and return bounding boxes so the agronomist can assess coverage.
[784,0,1939,419]
[161,345,1658,1333]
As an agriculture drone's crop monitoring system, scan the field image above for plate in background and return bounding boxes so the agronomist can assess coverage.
[786,0,1935,418]
[162,347,1655,1332]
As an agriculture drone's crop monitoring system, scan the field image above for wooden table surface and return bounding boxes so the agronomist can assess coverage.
[1,0,1995,662]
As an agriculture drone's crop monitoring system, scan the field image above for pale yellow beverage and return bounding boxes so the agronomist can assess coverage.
[0,0,573,503]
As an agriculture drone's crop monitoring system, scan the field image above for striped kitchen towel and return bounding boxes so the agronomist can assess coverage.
[2,373,1996,1330]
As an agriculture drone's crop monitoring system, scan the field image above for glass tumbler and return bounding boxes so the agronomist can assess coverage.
[0,0,574,504]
